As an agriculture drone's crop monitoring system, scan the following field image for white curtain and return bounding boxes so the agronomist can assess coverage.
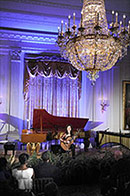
[24,75,80,129]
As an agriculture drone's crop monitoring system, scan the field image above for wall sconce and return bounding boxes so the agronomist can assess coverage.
[100,100,109,113]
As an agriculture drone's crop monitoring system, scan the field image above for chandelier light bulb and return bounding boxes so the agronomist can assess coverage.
[112,10,115,24]
[112,10,115,14]
[120,21,122,31]
[61,20,63,34]
[115,12,118,25]
[128,21,130,34]
[123,15,126,27]
[58,26,60,35]
[68,15,71,29]
[73,13,76,26]
[65,22,67,32]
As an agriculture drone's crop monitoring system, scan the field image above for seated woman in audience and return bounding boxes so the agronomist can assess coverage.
[12,153,34,191]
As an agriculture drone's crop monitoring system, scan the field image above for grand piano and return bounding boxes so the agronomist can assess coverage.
[21,109,89,143]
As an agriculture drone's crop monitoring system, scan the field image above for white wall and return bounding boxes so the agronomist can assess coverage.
[79,49,130,132]
[0,49,25,139]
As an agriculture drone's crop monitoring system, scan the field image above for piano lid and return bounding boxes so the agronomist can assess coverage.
[33,109,88,131]
[84,121,103,131]
[0,113,23,129]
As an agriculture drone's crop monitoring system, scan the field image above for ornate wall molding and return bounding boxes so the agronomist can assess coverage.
[0,28,58,54]
[0,31,56,44]
[10,50,21,61]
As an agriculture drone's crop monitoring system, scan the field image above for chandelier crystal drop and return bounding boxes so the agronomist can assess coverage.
[56,0,130,85]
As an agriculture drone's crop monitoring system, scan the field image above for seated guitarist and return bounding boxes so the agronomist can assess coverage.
[60,125,75,158]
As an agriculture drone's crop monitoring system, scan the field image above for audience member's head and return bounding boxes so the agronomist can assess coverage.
[41,151,50,162]
[114,150,123,161]
[44,182,59,196]
[19,153,29,165]
[0,157,7,170]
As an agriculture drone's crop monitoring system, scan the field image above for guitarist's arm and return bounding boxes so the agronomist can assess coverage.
[60,133,70,144]
[60,133,66,142]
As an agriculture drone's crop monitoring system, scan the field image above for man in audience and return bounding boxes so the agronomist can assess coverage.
[34,151,61,185]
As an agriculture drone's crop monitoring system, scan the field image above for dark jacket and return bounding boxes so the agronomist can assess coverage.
[34,162,61,185]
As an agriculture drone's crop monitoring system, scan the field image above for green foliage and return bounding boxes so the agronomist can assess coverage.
[28,151,42,167]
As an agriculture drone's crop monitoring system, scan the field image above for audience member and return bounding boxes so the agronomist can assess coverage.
[0,157,15,195]
[0,157,12,181]
[114,150,123,161]
[44,181,59,196]
[12,153,34,191]
[110,150,130,180]
[109,151,130,195]
[34,151,61,185]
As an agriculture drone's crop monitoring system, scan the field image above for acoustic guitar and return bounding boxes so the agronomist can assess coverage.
[60,129,82,151]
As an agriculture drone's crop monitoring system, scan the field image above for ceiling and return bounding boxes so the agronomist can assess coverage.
[0,0,130,33]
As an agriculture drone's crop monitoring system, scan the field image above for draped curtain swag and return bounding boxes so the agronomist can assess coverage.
[24,56,81,98]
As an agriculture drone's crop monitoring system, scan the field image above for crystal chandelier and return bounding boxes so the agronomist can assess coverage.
[56,0,130,85]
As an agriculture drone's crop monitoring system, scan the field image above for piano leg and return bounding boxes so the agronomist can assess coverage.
[27,142,32,155]
[27,142,40,156]
[35,143,40,155]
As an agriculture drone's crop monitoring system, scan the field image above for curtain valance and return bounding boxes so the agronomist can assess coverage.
[26,57,79,79]
[24,55,81,99]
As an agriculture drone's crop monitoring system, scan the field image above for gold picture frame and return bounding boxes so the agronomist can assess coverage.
[123,81,130,130]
